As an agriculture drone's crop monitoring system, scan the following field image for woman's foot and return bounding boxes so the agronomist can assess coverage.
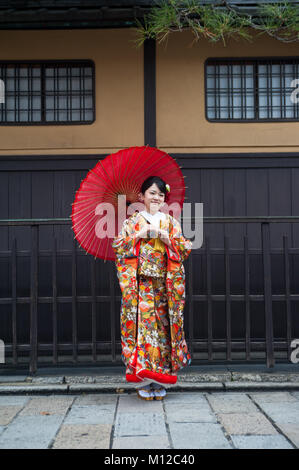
[150,382,167,400]
[136,384,154,401]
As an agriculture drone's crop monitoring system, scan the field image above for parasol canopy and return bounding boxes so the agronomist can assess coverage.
[71,145,185,261]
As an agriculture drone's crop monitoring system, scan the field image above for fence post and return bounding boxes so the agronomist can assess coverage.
[72,237,78,363]
[110,261,116,362]
[12,238,17,365]
[188,252,194,360]
[29,224,38,375]
[261,222,275,368]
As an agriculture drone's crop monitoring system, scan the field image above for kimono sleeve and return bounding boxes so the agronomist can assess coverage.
[112,217,138,258]
[168,216,192,262]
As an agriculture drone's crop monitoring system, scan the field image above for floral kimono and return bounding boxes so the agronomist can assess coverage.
[112,210,192,385]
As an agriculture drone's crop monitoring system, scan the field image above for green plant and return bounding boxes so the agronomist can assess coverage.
[134,0,299,47]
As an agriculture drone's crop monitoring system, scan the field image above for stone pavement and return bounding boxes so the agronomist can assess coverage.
[0,390,298,449]
[0,364,298,449]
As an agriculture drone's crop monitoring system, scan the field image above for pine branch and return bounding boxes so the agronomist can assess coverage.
[133,0,299,47]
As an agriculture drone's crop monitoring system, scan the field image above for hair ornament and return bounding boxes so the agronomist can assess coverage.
[165,184,170,192]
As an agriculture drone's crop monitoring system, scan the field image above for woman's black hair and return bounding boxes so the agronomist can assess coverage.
[140,176,167,196]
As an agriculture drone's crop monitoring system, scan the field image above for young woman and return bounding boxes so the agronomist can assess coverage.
[112,176,192,400]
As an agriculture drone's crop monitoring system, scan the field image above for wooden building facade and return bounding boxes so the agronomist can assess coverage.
[0,1,298,372]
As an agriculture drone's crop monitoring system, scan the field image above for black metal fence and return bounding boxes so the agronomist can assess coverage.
[0,216,299,374]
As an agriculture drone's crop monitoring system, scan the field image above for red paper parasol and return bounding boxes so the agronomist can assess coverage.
[71,145,185,261]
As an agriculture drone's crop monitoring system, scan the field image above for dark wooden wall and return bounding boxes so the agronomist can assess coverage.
[1,152,299,357]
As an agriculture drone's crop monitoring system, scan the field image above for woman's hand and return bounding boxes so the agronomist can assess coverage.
[158,229,172,247]
[147,225,159,238]
[136,225,171,246]
[136,226,149,241]
[136,224,159,241]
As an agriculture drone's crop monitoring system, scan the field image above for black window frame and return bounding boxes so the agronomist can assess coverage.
[204,56,299,123]
[0,59,95,126]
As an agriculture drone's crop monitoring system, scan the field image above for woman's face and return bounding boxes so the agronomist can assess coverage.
[139,183,165,214]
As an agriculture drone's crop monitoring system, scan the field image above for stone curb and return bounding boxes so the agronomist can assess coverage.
[224,382,299,391]
[0,384,69,394]
[0,381,299,394]
[2,372,299,384]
